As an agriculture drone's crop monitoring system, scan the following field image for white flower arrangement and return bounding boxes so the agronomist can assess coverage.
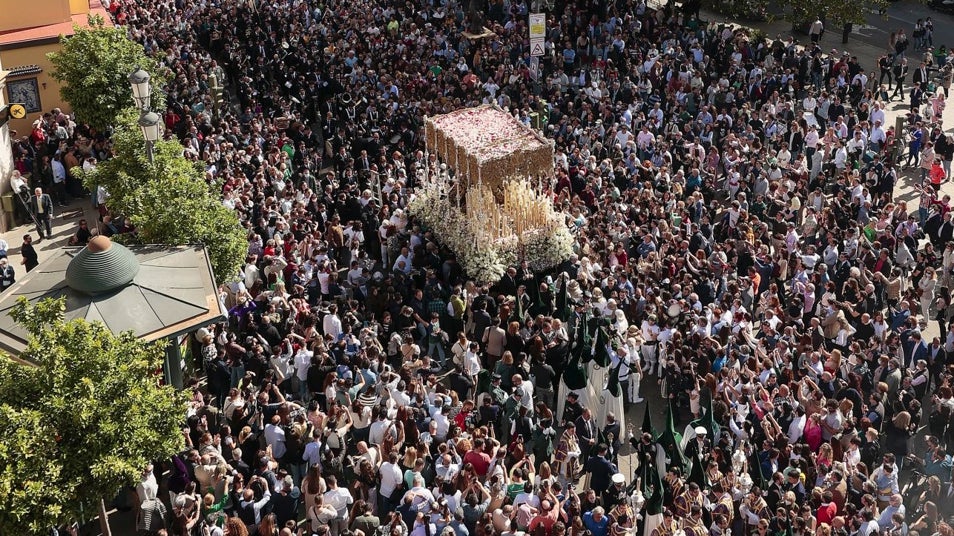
[523,224,575,271]
[410,178,575,284]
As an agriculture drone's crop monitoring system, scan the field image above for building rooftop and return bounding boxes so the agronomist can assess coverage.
[0,1,112,47]
[0,239,225,357]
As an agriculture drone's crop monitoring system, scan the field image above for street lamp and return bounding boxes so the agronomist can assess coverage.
[138,111,161,163]
[129,68,159,164]
[128,68,152,111]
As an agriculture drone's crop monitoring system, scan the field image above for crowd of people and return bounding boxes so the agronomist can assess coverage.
[16,0,954,535]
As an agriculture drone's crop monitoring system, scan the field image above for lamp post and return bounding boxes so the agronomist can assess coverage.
[129,68,160,164]
[128,68,152,111]
[138,111,161,163]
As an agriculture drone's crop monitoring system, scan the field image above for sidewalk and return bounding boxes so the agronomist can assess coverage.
[1,196,100,272]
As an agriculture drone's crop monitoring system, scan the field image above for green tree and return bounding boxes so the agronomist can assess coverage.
[0,297,188,535]
[79,108,246,284]
[784,0,887,29]
[48,15,165,131]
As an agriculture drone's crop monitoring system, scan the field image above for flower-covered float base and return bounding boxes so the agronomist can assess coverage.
[409,178,574,285]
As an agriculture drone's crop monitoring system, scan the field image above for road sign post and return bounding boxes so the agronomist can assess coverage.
[529,13,545,57]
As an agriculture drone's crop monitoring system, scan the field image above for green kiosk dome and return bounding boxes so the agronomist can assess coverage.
[65,236,140,295]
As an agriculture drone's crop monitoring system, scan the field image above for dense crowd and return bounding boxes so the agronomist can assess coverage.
[15,0,954,535]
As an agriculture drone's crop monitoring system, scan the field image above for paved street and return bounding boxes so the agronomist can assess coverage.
[858,2,954,50]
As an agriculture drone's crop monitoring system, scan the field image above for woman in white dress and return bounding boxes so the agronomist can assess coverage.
[919,268,938,322]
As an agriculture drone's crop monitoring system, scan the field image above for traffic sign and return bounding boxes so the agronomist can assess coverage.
[530,37,545,57]
[530,56,541,80]
[529,13,545,39]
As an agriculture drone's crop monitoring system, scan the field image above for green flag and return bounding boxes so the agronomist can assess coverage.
[513,293,527,324]
[606,359,623,397]
[695,388,720,439]
[644,453,665,516]
[749,442,768,489]
[687,449,707,488]
[641,406,655,438]
[555,275,570,322]
[569,309,586,356]
[683,388,721,450]
[592,325,611,367]
[563,308,588,390]
[575,311,593,362]
[656,399,685,473]
[563,354,588,390]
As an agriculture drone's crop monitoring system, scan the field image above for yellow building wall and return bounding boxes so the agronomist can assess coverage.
[0,42,69,134]
[0,0,71,34]
[69,0,91,15]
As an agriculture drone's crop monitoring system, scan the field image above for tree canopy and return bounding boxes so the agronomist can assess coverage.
[784,0,888,27]
[78,108,247,284]
[0,298,187,534]
[48,15,165,131]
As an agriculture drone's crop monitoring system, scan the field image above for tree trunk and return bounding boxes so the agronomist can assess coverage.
[842,23,852,44]
[98,498,113,536]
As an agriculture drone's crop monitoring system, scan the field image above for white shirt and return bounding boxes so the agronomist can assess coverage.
[303,440,322,466]
[264,422,287,459]
[137,470,159,502]
[380,461,403,497]
[369,419,392,446]
[323,314,343,340]
[295,350,312,381]
[463,350,481,376]
[403,486,436,510]
[805,129,819,148]
[641,321,659,342]
[785,413,806,445]
[433,412,450,440]
[323,487,354,519]
[834,147,848,168]
[845,446,861,470]
[436,462,460,481]
[516,381,534,410]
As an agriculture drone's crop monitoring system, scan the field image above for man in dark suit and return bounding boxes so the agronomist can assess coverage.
[0,258,14,291]
[683,427,711,465]
[913,61,930,86]
[911,82,925,109]
[892,58,909,100]
[29,187,53,240]
[583,443,618,495]
[901,330,929,369]
[496,267,518,297]
[602,413,622,465]
[575,407,598,462]
[936,212,954,245]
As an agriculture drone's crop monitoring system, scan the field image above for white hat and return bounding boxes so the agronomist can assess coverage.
[612,473,626,484]
[695,426,708,436]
